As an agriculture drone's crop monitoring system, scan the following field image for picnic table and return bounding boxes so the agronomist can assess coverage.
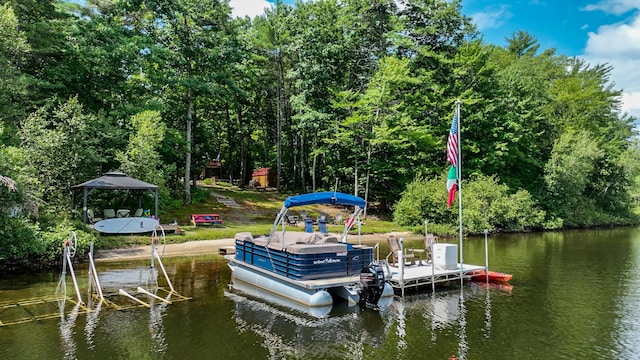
[190,214,224,226]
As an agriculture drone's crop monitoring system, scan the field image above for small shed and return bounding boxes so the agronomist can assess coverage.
[251,167,275,188]
[72,172,159,224]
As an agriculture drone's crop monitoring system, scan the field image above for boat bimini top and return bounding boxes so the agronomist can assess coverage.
[269,191,366,244]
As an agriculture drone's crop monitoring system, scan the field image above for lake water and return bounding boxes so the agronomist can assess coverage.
[2,227,640,359]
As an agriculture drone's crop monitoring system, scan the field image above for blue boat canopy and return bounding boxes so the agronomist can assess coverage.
[283,192,366,209]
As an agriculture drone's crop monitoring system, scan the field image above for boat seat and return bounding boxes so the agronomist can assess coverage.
[235,232,253,243]
[285,243,347,255]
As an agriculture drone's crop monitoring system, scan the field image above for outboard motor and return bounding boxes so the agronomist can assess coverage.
[359,263,385,307]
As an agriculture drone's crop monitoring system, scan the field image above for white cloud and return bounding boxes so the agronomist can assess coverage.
[470,5,512,31]
[582,0,638,15]
[229,0,272,19]
[581,9,640,120]
[585,15,640,59]
[621,92,640,118]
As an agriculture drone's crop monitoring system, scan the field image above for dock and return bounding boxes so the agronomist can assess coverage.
[387,262,484,290]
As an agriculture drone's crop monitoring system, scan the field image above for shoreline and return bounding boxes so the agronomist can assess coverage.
[93,232,421,262]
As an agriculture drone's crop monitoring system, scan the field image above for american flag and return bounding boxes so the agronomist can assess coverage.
[447,112,458,167]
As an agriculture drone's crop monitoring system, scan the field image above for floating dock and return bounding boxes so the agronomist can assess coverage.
[387,262,485,290]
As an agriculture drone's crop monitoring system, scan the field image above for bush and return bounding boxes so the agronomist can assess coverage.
[41,218,97,263]
[393,175,457,228]
[0,216,97,269]
[0,216,44,263]
[393,174,546,235]
[464,175,545,233]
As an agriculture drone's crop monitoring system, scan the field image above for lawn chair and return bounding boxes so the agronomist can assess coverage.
[304,218,313,233]
[285,214,298,226]
[87,209,102,224]
[318,219,328,235]
[318,212,328,222]
[103,208,115,219]
[423,234,438,263]
[386,235,420,266]
[411,234,437,265]
[116,209,130,217]
[332,213,343,224]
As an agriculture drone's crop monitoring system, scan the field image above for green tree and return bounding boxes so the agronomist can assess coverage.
[505,30,540,58]
[20,97,106,213]
[0,3,31,127]
[335,56,421,214]
[122,0,236,203]
[116,110,174,209]
[544,130,604,225]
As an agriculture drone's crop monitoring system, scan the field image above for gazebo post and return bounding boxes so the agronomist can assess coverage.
[83,188,89,224]
[154,190,159,219]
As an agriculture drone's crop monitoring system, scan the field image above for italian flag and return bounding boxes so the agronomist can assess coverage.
[447,165,457,208]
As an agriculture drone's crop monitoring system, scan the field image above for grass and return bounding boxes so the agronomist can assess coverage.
[94,184,413,250]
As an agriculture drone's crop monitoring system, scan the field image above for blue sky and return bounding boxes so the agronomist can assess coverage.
[230,0,640,120]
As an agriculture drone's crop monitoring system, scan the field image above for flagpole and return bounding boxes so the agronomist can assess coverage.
[455,99,463,282]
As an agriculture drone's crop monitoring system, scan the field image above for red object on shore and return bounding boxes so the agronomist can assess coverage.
[470,270,513,283]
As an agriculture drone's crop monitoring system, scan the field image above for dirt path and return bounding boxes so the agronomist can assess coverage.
[94,232,420,262]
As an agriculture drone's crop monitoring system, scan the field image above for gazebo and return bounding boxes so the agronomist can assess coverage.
[72,172,159,224]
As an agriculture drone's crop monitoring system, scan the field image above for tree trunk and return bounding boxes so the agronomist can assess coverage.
[312,153,317,192]
[300,134,306,192]
[238,109,246,188]
[184,89,193,204]
[354,156,359,197]
[364,146,371,219]
[276,49,284,191]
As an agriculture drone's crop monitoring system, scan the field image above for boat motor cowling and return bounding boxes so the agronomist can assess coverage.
[359,263,385,307]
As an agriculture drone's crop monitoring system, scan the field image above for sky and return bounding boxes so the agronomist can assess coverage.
[229,0,640,121]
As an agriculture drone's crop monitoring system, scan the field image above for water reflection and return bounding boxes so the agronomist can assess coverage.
[457,288,468,360]
[226,284,494,360]
[148,289,171,355]
[227,290,388,359]
[394,299,407,353]
[84,300,103,350]
[58,298,79,360]
[484,284,491,338]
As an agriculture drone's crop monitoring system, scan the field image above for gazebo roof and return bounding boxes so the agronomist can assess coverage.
[72,172,158,190]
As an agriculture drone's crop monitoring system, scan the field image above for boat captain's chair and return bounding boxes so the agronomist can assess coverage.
[304,218,314,233]
[318,219,328,235]
[386,235,420,266]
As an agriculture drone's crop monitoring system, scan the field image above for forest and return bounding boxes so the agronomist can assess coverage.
[1,0,639,265]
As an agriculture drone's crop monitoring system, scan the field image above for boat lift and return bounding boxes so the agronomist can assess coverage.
[0,228,190,327]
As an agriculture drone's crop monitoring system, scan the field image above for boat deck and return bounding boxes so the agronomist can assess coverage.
[387,262,485,289]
